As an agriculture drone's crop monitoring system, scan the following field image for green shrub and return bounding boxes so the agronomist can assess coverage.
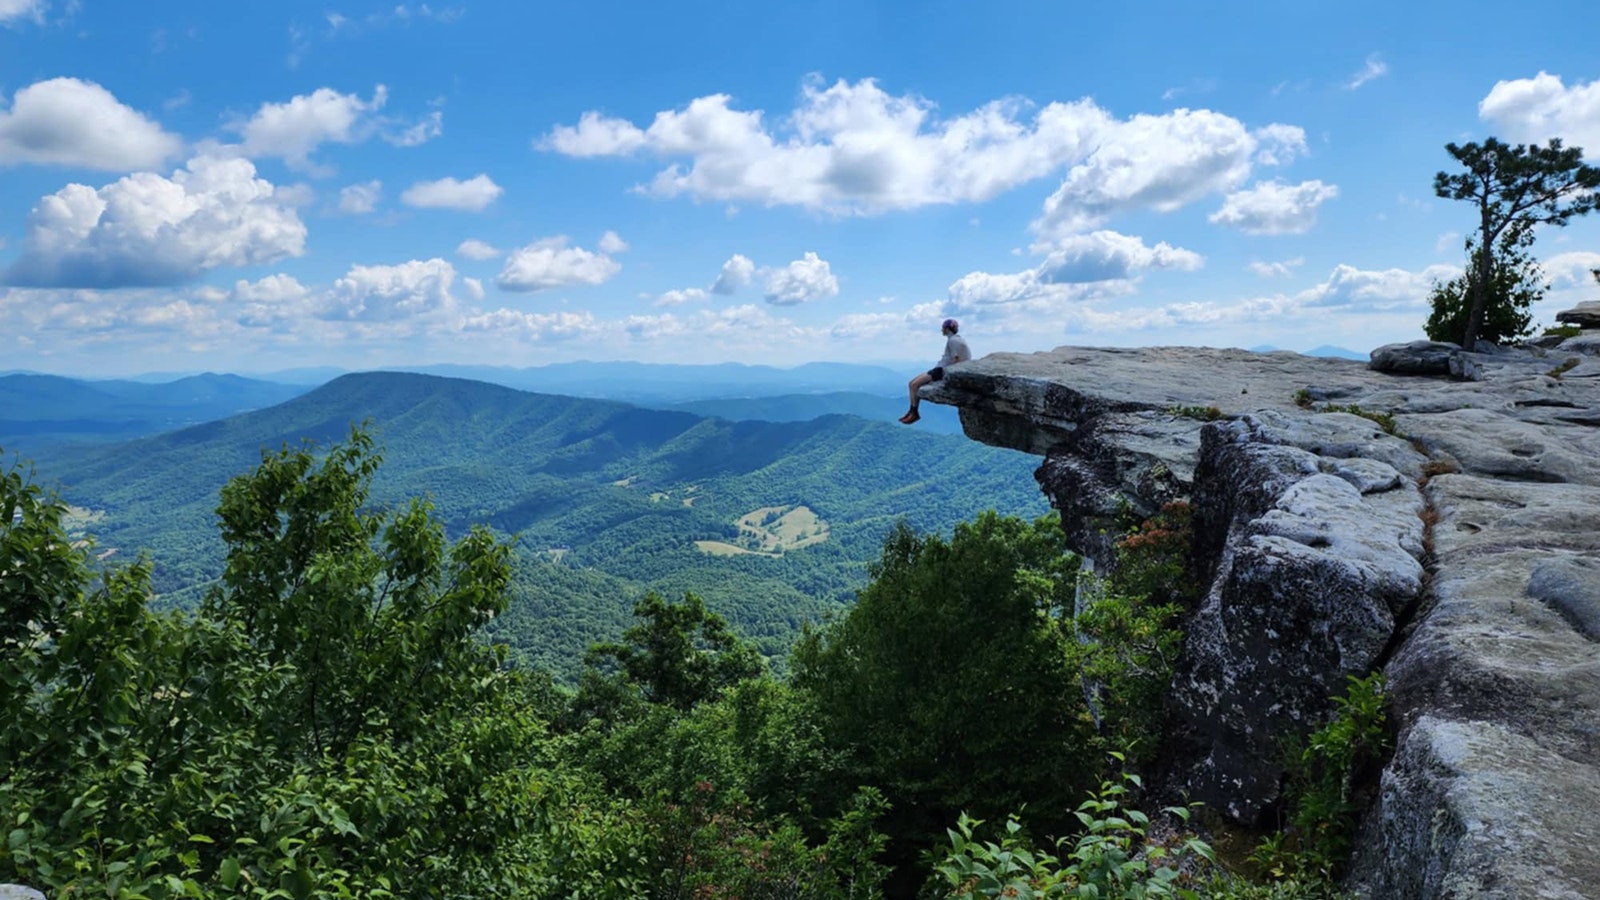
[1253,674,1390,882]
[933,764,1214,899]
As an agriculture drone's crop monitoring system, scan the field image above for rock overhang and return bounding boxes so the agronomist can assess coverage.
[921,341,1600,898]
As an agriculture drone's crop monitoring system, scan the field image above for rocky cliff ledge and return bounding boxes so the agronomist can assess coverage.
[922,340,1600,899]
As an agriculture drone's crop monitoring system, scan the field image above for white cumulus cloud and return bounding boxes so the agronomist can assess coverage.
[1479,72,1600,157]
[337,180,381,214]
[235,85,388,173]
[322,258,462,321]
[496,236,621,292]
[1299,263,1459,310]
[1542,251,1600,289]
[598,230,629,254]
[4,155,307,288]
[0,78,183,171]
[547,78,1303,218]
[1033,112,1299,241]
[941,230,1201,313]
[712,254,755,294]
[461,308,599,340]
[456,239,501,260]
[1209,179,1339,235]
[1036,231,1203,283]
[654,287,709,307]
[401,174,503,211]
[762,252,839,305]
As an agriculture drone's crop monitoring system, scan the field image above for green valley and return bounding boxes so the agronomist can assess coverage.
[23,371,1046,679]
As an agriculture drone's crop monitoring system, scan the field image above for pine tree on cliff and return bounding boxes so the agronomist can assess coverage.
[1433,137,1600,348]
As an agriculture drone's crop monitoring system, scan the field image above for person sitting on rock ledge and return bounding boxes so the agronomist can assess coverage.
[901,318,970,424]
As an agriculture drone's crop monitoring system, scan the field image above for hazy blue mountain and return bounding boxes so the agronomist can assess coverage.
[404,360,911,403]
[0,373,310,451]
[237,360,912,403]
[31,372,1045,677]
[1304,345,1367,360]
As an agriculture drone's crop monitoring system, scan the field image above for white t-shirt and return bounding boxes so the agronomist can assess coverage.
[938,334,971,369]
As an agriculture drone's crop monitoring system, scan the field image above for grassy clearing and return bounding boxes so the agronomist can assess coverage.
[695,504,831,558]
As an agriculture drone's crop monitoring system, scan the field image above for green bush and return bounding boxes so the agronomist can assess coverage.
[1253,674,1389,882]
[933,765,1214,899]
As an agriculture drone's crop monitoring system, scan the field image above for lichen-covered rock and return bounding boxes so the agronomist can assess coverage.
[0,886,46,900]
[1167,417,1424,820]
[922,342,1600,897]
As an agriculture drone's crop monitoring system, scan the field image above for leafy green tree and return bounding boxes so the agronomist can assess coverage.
[793,513,1097,888]
[1423,224,1543,345]
[574,590,763,720]
[1433,137,1600,347]
[1,431,558,898]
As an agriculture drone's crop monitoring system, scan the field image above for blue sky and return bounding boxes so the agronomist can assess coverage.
[3,0,1599,376]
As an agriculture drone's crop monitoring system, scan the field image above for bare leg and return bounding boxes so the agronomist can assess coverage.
[902,372,933,423]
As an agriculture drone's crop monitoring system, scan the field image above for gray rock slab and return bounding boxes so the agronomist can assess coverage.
[1528,557,1600,641]
[0,887,45,900]
[1349,716,1600,900]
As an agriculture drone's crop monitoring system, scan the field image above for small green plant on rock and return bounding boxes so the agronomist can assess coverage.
[1167,404,1224,422]
[1253,673,1390,883]
[1547,357,1581,378]
[1316,404,1398,437]
[1542,324,1581,339]
[1293,389,1313,409]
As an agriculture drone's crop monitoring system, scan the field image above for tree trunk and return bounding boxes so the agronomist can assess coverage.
[1461,207,1495,349]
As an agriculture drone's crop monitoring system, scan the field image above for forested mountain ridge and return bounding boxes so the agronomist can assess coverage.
[0,372,310,448]
[26,371,1046,676]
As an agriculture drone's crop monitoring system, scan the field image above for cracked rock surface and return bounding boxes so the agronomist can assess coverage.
[922,344,1600,898]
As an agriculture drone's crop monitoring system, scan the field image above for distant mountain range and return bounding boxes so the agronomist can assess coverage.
[28,372,1045,677]
[2,362,949,453]
[0,373,311,450]
[1247,344,1367,360]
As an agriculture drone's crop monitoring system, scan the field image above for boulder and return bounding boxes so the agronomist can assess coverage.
[0,887,46,900]
[1369,340,1459,375]
[1555,300,1600,329]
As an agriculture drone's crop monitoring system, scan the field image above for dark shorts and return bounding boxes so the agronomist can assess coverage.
[927,367,945,381]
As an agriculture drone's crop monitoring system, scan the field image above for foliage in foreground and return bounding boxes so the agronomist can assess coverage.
[935,766,1213,899]
[0,433,885,898]
[4,424,1377,899]
[1252,674,1389,883]
[932,766,1344,900]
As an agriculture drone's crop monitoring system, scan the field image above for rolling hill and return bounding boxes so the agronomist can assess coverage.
[30,372,1046,678]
